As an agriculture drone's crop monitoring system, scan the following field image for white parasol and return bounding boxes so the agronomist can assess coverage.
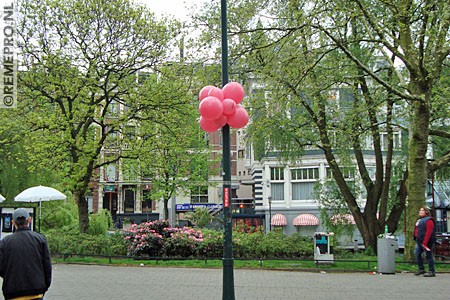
[15,185,67,231]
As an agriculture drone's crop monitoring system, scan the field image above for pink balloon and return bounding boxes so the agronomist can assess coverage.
[222,98,236,116]
[222,82,244,104]
[199,85,214,101]
[199,117,221,132]
[208,86,224,101]
[215,115,227,127]
[227,106,249,128]
[198,96,223,120]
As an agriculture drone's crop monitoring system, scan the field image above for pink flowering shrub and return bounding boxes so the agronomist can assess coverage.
[162,227,204,257]
[123,220,204,257]
[123,220,169,257]
[123,221,314,258]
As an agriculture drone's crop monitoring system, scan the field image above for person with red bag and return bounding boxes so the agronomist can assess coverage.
[413,207,436,277]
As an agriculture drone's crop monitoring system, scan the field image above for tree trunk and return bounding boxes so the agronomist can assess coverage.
[76,192,90,233]
[163,197,169,220]
[358,222,380,253]
[405,99,430,260]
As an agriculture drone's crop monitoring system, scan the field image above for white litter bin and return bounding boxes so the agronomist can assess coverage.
[377,234,398,274]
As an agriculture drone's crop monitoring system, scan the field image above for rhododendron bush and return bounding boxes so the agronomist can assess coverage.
[162,227,204,257]
[123,220,314,258]
[123,220,204,257]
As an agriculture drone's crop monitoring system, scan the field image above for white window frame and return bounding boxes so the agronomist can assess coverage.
[291,167,319,201]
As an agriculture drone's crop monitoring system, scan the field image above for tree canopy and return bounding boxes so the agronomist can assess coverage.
[193,0,449,254]
[15,0,180,232]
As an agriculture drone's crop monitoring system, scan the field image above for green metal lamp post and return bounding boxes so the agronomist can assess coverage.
[220,0,235,299]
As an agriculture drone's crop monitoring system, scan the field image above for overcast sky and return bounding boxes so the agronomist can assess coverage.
[136,0,209,21]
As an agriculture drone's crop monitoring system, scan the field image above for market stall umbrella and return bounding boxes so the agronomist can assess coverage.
[14,185,67,231]
[0,193,5,202]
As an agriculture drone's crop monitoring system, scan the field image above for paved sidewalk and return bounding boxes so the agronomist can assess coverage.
[2,264,449,300]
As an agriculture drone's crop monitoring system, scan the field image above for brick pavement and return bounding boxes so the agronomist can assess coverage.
[1,264,448,300]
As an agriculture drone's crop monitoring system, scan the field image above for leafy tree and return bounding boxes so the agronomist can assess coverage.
[305,0,449,258]
[192,0,449,256]
[16,0,180,232]
[40,199,79,232]
[127,63,214,220]
[185,207,216,228]
[0,109,61,200]
[88,209,114,235]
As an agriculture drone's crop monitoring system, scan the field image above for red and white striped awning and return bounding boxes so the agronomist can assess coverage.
[331,213,356,225]
[271,214,287,226]
[293,214,319,226]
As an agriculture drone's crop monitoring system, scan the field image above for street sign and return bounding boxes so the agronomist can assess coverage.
[104,185,115,192]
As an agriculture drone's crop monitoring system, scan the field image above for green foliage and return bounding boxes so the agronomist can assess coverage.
[162,227,204,257]
[45,209,126,256]
[88,209,114,235]
[46,222,315,258]
[0,130,62,201]
[185,207,216,228]
[193,0,450,258]
[363,246,376,256]
[135,66,214,219]
[236,231,313,258]
[46,230,126,256]
[197,229,224,257]
[315,181,355,243]
[16,0,181,232]
[124,225,313,258]
[41,200,78,232]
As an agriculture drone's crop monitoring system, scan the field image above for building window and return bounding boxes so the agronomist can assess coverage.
[191,186,208,203]
[106,100,119,117]
[292,182,316,200]
[105,130,119,148]
[291,168,319,200]
[366,131,401,151]
[326,167,355,180]
[271,167,284,181]
[270,167,284,200]
[104,163,117,182]
[124,188,135,213]
[271,183,284,200]
[142,189,153,213]
[291,168,319,180]
[381,132,401,150]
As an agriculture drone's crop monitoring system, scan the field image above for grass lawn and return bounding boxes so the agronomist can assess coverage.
[52,254,450,273]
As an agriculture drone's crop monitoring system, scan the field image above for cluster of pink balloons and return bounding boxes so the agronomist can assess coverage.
[198,82,249,133]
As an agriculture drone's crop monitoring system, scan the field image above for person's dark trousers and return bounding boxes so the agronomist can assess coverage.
[414,243,435,273]
[7,297,43,300]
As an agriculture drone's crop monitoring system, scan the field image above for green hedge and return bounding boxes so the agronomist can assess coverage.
[46,225,313,259]
[46,229,126,256]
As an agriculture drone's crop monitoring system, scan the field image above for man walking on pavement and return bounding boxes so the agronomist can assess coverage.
[0,208,52,299]
[413,207,436,277]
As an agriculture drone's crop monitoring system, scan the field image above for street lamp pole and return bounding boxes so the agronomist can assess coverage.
[220,1,235,299]
[268,196,272,232]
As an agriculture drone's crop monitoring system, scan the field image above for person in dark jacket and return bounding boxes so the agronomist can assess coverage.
[0,208,52,299]
[413,207,436,277]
